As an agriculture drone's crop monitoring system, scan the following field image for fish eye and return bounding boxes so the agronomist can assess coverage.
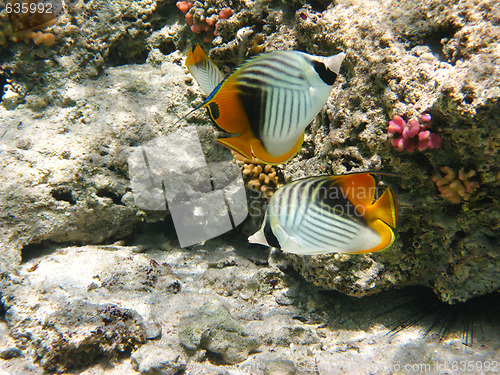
[313,60,337,85]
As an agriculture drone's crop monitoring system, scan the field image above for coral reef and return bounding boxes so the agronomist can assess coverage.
[0,0,496,307]
[432,166,479,204]
[388,114,442,152]
[0,6,498,374]
[232,151,281,198]
[176,1,233,43]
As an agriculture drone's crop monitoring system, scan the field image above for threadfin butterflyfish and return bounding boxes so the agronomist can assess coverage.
[184,44,345,165]
[248,173,398,255]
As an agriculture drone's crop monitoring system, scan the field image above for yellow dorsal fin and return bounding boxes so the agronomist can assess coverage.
[334,173,377,207]
[186,44,206,66]
[332,173,397,228]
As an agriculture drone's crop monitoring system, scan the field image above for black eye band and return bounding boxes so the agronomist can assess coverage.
[263,217,280,248]
[313,61,338,85]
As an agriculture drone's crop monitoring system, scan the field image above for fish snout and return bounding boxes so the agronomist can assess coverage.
[326,52,345,74]
[248,230,269,246]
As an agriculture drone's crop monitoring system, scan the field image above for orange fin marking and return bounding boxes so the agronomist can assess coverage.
[368,187,398,228]
[204,77,251,134]
[334,173,377,207]
[351,220,395,254]
[251,133,304,165]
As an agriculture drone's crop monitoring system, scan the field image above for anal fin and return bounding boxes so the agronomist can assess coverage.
[251,133,304,165]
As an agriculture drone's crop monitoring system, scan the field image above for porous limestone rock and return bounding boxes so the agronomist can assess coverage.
[179,300,261,365]
[0,56,232,270]
[1,246,187,372]
[0,238,498,374]
[131,344,187,375]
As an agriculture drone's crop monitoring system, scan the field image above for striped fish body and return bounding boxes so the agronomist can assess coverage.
[248,174,398,255]
[185,45,345,165]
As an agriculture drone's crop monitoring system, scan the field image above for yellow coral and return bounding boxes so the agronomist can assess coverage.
[232,151,281,198]
[432,167,479,204]
[11,29,55,46]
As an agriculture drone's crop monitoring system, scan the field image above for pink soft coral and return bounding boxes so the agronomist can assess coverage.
[389,114,442,152]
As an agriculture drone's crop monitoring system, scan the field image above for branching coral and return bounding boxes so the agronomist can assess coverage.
[388,113,442,152]
[176,1,233,43]
[432,167,479,204]
[232,151,281,198]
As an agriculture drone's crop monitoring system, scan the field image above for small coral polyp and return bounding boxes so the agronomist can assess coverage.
[176,1,233,43]
[388,114,441,152]
[432,167,479,204]
[232,151,281,199]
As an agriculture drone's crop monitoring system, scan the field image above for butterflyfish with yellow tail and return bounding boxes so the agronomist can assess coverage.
[248,173,398,255]
[183,44,345,165]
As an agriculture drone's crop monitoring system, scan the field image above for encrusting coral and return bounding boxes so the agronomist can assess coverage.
[388,113,442,152]
[176,1,233,43]
[432,167,479,204]
[232,151,281,199]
